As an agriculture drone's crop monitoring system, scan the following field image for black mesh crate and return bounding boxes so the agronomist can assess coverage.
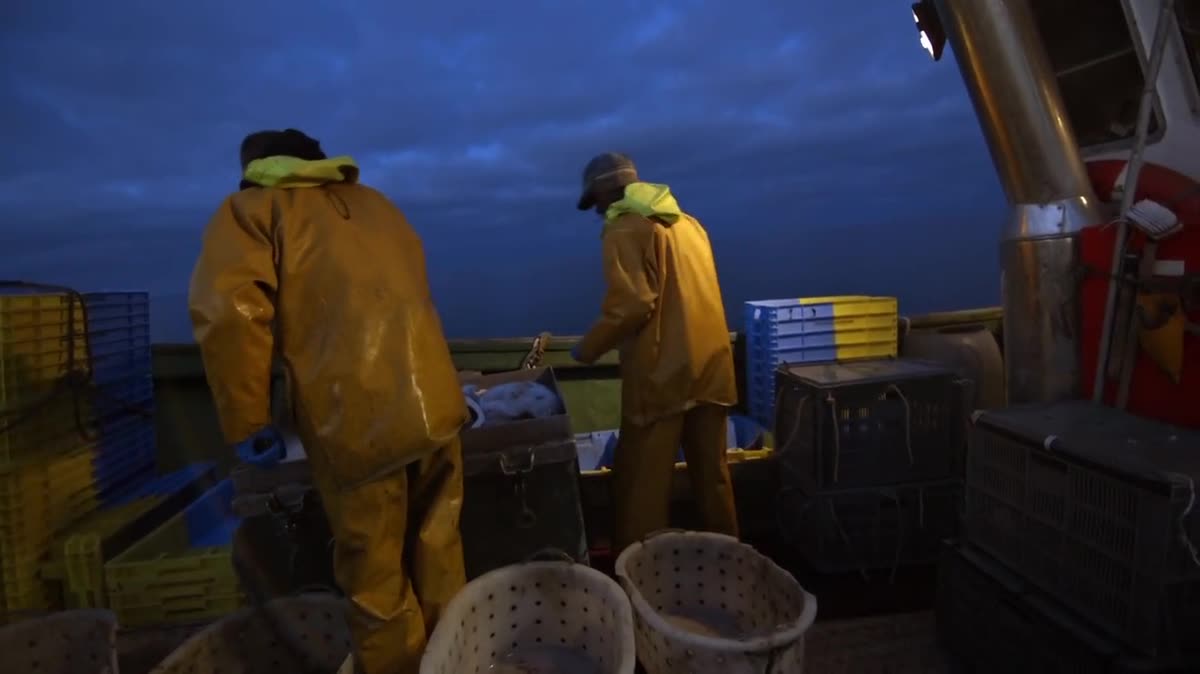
[461,439,589,580]
[777,479,961,575]
[774,359,959,492]
[965,401,1200,656]
[937,542,1118,673]
[937,542,1200,673]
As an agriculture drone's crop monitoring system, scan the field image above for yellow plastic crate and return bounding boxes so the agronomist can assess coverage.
[0,534,62,617]
[0,448,103,618]
[0,447,100,529]
[59,497,163,608]
[1,326,145,389]
[0,293,89,327]
[796,295,897,310]
[105,479,242,627]
[39,463,219,610]
[746,296,899,358]
[0,580,55,618]
[0,561,47,608]
[797,296,898,360]
[0,294,89,406]
[112,592,244,628]
[107,552,242,627]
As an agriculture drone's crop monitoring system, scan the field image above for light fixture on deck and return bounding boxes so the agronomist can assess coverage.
[912,0,946,61]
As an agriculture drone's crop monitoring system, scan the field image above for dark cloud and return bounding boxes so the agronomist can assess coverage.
[1,0,1005,342]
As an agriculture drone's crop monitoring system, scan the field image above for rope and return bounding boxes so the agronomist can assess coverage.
[824,498,869,581]
[1168,472,1200,570]
[828,394,841,482]
[772,384,809,458]
[885,384,915,466]
[885,488,904,584]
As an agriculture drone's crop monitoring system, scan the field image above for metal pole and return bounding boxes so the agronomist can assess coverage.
[1091,0,1177,402]
[934,0,1104,403]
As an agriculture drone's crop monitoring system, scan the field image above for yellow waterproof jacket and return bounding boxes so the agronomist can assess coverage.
[576,182,737,424]
[189,156,467,489]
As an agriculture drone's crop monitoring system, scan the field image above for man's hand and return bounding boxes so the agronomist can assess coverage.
[235,426,285,467]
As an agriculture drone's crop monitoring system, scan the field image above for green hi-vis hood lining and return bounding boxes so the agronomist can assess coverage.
[604,182,683,227]
[243,155,360,188]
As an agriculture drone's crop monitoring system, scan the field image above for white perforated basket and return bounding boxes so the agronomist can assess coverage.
[615,531,818,674]
[0,609,118,674]
[149,593,351,673]
[420,555,636,674]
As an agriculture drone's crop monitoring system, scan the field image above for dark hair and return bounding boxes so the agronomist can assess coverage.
[239,128,326,169]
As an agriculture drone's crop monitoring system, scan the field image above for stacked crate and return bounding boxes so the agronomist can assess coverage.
[44,462,218,610]
[104,479,245,627]
[0,289,157,616]
[744,296,899,426]
[746,295,964,574]
[939,401,1200,671]
[771,359,962,574]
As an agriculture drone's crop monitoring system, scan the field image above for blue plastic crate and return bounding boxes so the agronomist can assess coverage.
[83,292,149,304]
[95,419,155,466]
[182,479,238,547]
[87,328,152,381]
[93,425,156,496]
[106,463,217,507]
[82,292,150,315]
[90,349,153,385]
[86,326,150,355]
[84,314,150,337]
[88,319,150,340]
[92,375,155,418]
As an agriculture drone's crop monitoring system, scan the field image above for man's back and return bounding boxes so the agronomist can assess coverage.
[604,204,737,424]
[191,169,466,489]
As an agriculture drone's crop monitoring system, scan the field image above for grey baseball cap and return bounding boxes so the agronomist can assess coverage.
[576,152,639,210]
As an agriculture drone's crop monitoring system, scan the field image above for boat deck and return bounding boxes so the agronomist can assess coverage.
[113,610,952,674]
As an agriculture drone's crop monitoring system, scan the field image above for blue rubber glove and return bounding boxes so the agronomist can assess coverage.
[235,426,285,467]
[570,344,584,362]
[599,432,618,469]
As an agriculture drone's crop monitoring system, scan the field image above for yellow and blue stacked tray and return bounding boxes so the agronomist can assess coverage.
[743,295,898,425]
[0,289,157,616]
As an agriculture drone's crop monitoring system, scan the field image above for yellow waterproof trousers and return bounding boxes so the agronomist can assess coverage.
[312,438,466,674]
[612,404,739,553]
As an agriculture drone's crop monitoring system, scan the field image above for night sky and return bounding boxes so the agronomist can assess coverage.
[1,1,1006,342]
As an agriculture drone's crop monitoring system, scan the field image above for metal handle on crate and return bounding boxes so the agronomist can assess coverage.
[525,548,575,564]
[499,448,536,475]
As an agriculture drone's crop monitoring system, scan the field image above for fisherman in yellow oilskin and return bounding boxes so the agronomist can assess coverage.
[189,128,468,674]
[570,152,740,553]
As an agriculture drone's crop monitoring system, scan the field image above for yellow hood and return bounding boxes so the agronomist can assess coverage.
[604,182,683,226]
[243,155,360,189]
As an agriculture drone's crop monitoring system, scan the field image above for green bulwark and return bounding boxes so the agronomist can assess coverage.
[148,306,1002,472]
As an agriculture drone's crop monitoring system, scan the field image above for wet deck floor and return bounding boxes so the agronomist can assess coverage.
[115,525,953,672]
[116,609,951,673]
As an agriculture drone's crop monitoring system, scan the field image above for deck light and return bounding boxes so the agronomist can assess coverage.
[912,1,946,61]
